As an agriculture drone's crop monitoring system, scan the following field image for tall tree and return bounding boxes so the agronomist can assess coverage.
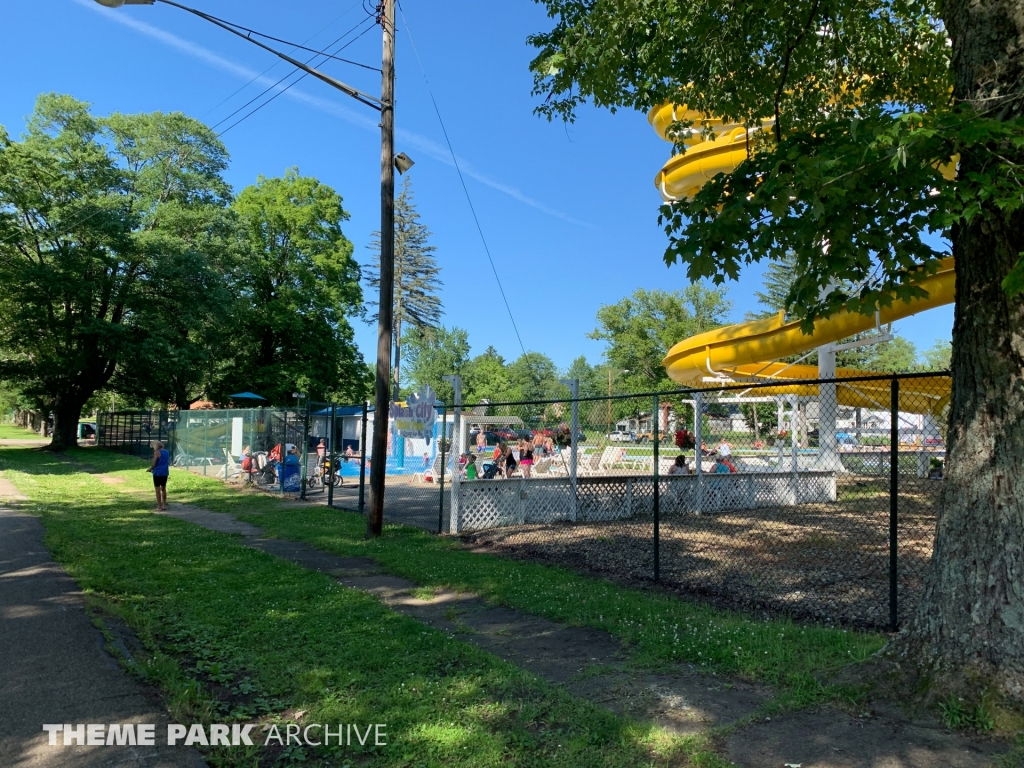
[865,337,919,372]
[365,175,443,400]
[921,340,952,372]
[751,250,924,371]
[463,346,515,404]
[0,94,232,448]
[507,352,562,403]
[590,285,731,391]
[402,325,470,405]
[220,169,365,405]
[529,0,1024,694]
[751,252,799,319]
[564,355,605,398]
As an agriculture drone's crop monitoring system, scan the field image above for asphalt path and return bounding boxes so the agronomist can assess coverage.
[0,502,204,767]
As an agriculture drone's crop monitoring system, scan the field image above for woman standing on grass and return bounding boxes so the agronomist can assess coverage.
[147,441,170,511]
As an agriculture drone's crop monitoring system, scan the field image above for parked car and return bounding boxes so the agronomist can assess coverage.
[634,430,672,444]
[924,436,944,446]
[607,430,633,443]
[489,426,518,441]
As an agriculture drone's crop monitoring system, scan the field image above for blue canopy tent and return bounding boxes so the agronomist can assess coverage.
[229,392,267,401]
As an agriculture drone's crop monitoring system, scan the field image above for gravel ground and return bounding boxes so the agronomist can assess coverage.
[463,476,939,629]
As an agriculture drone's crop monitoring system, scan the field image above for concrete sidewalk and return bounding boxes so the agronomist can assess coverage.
[0,505,204,768]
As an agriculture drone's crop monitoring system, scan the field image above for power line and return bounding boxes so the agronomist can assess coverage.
[396,0,531,365]
[0,7,377,246]
[216,19,377,137]
[185,6,379,72]
[200,0,370,121]
[211,15,375,132]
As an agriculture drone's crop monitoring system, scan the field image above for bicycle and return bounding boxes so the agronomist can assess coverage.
[307,454,343,490]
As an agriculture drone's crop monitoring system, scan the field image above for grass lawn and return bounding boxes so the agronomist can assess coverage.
[0,424,42,439]
[72,449,885,707]
[0,446,728,767]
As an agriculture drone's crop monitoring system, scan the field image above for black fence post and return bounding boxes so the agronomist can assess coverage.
[438,405,446,535]
[890,375,900,631]
[358,401,368,513]
[300,399,310,500]
[653,394,661,582]
[327,403,336,508]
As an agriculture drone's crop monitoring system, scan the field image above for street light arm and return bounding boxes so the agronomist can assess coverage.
[152,0,383,110]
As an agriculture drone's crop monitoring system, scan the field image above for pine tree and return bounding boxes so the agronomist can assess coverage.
[752,252,798,318]
[365,176,443,400]
[752,253,920,371]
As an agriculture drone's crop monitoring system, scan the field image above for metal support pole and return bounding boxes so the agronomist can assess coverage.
[300,398,310,500]
[359,401,368,513]
[560,378,580,522]
[327,403,336,508]
[442,375,462,534]
[366,0,397,539]
[694,392,704,513]
[791,396,800,477]
[438,405,446,534]
[889,376,900,631]
[818,344,838,470]
[203,417,208,476]
[653,394,661,582]
[280,411,287,492]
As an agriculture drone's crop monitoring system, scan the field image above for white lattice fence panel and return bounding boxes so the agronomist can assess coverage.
[521,480,575,524]
[458,482,522,531]
[458,478,575,531]
[577,478,655,522]
[454,471,838,531]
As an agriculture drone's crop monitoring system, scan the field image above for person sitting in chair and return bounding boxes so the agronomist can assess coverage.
[668,455,691,475]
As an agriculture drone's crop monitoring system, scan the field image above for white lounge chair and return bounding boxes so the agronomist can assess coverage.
[218,449,242,480]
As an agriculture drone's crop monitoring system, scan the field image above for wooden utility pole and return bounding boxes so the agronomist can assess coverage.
[367,0,396,538]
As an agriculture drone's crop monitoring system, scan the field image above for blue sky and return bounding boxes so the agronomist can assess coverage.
[1,0,953,371]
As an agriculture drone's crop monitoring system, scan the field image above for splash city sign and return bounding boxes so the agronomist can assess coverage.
[389,385,437,443]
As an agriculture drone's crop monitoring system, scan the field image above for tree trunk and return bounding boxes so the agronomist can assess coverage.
[49,397,84,451]
[898,0,1024,699]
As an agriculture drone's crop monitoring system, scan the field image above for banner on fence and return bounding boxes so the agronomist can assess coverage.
[390,386,438,443]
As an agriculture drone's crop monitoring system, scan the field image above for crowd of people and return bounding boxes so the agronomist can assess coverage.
[461,437,547,480]
[458,432,741,481]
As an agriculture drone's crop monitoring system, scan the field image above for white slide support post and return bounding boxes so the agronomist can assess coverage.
[442,375,463,534]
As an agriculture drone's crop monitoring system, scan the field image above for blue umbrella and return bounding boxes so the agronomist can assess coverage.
[229,392,267,401]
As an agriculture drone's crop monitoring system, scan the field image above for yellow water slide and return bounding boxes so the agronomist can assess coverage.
[648,103,953,414]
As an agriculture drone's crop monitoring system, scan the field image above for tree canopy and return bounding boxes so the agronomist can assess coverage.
[217,168,365,405]
[528,0,1024,695]
[589,285,731,390]
[0,97,371,445]
[0,94,233,447]
[529,0,1023,321]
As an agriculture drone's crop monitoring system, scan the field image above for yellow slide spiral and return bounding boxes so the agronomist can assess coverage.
[649,103,954,414]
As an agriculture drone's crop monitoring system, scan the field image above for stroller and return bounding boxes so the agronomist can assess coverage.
[480,461,501,480]
[249,452,277,487]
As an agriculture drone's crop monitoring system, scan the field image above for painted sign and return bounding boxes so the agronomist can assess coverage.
[389,385,438,443]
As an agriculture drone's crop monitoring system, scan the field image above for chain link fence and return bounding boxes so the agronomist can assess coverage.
[444,372,949,630]
[97,372,948,629]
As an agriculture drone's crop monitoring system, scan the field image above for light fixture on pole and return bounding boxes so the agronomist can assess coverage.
[96,0,397,540]
[394,153,415,175]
